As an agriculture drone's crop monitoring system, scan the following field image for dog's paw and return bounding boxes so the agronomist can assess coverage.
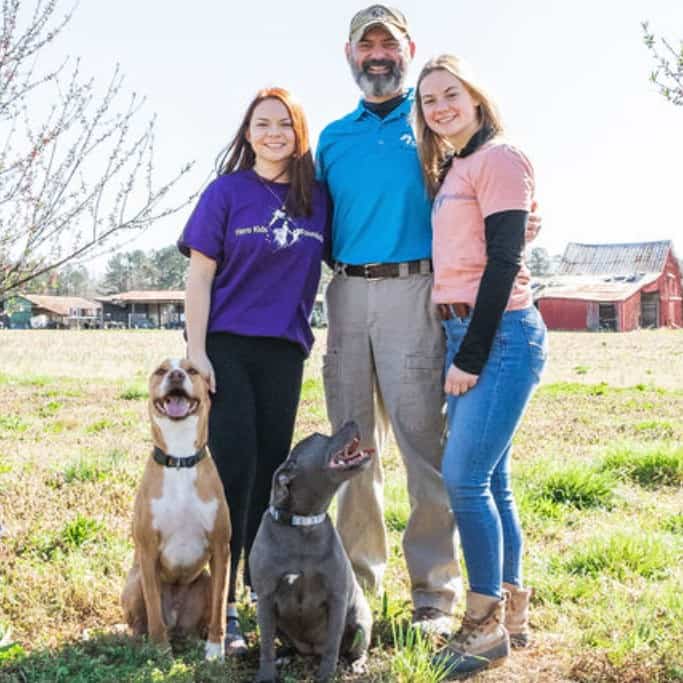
[350,652,368,675]
[315,664,336,683]
[204,639,224,661]
[254,667,277,683]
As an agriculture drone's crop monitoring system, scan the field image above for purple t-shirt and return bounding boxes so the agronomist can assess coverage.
[178,169,329,355]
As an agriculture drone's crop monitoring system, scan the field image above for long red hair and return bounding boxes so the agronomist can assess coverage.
[216,87,315,217]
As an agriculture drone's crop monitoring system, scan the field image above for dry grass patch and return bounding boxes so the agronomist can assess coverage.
[1,328,682,681]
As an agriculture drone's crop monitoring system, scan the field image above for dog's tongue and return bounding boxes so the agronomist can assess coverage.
[165,396,189,418]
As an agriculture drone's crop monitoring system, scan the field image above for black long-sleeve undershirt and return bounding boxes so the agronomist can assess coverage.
[452,209,528,375]
[363,92,408,118]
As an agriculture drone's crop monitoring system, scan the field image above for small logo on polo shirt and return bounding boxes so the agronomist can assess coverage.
[400,133,416,148]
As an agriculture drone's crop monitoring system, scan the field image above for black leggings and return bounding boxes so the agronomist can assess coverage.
[206,332,304,603]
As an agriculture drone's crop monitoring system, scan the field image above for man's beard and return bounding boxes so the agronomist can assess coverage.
[348,56,408,99]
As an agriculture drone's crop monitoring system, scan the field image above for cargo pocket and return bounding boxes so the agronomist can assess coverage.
[399,354,444,433]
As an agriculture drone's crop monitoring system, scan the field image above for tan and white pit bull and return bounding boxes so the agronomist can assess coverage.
[121,358,231,660]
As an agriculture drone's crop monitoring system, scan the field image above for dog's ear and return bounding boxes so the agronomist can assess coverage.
[271,465,294,507]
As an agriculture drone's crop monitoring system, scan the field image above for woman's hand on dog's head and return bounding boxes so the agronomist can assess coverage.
[187,351,216,393]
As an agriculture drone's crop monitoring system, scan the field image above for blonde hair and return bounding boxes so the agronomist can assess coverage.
[414,54,504,197]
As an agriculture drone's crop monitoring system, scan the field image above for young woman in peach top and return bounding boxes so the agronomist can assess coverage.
[414,54,548,678]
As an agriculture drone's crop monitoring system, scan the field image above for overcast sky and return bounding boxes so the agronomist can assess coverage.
[44,0,683,268]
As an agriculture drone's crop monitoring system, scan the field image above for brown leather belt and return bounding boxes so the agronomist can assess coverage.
[437,303,471,320]
[335,258,432,279]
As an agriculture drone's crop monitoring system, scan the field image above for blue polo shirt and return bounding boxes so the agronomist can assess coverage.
[316,89,432,265]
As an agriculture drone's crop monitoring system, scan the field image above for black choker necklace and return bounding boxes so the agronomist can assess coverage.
[253,167,289,184]
[439,125,495,183]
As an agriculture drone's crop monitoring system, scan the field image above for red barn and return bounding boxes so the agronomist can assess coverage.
[535,241,682,331]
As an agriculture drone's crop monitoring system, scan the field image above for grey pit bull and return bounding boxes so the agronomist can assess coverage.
[249,421,374,683]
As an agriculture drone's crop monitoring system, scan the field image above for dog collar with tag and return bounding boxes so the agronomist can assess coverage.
[268,505,327,527]
[153,445,208,469]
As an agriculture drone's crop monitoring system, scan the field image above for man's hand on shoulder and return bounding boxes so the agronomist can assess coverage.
[525,200,541,243]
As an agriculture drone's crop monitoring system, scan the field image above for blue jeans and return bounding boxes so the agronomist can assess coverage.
[441,306,548,599]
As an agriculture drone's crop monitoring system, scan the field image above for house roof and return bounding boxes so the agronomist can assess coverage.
[534,272,660,303]
[558,240,672,276]
[23,294,101,316]
[97,290,185,304]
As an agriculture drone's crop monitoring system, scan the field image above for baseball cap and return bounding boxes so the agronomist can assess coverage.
[349,5,410,43]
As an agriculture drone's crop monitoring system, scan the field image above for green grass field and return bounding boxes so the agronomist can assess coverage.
[0,329,682,682]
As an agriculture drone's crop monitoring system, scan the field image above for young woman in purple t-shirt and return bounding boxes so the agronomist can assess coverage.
[178,87,328,654]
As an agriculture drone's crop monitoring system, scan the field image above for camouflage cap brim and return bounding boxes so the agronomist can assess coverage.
[350,19,406,44]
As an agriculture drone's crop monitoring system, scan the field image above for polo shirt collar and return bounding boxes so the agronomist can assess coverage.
[351,87,414,121]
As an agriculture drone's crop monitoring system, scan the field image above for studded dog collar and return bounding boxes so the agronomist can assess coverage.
[268,505,327,527]
[152,445,208,469]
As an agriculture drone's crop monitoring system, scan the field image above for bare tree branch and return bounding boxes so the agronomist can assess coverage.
[642,21,683,106]
[0,0,197,295]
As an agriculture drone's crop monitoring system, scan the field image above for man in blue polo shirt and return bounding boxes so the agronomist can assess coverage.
[316,4,461,635]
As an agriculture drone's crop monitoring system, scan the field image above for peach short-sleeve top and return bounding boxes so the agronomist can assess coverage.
[431,139,534,310]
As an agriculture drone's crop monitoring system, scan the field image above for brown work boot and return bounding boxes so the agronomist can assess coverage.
[503,582,532,648]
[431,591,509,679]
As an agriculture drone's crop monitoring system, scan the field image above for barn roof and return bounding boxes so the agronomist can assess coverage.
[558,240,672,276]
[534,272,660,302]
[534,240,675,303]
[23,295,101,316]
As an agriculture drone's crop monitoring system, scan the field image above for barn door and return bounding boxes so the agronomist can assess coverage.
[640,293,659,328]
[598,303,617,331]
[587,303,599,331]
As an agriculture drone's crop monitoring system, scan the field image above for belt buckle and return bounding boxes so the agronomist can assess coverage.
[363,263,381,280]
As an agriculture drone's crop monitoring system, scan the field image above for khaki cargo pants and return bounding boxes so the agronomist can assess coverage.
[323,270,462,613]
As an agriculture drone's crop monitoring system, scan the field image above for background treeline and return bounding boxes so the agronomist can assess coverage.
[22,246,569,299]
[22,246,189,297]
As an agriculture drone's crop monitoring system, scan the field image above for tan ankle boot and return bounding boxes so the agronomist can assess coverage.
[432,591,509,679]
[503,582,532,648]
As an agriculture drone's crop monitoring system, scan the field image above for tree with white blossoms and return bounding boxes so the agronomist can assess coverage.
[527,246,551,277]
[642,22,683,106]
[0,0,195,296]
